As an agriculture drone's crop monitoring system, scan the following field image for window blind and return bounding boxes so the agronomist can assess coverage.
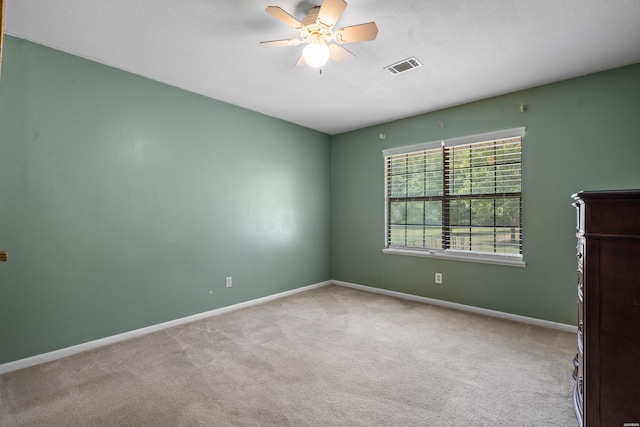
[384,128,524,260]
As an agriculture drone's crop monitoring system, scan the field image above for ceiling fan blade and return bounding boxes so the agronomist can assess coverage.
[329,44,355,65]
[334,22,379,43]
[317,0,347,28]
[329,44,356,65]
[260,39,302,48]
[295,54,308,67]
[265,6,304,31]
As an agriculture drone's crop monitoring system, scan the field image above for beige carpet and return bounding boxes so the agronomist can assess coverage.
[0,285,577,426]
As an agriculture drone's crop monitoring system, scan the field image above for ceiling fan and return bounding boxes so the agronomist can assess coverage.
[260,0,378,68]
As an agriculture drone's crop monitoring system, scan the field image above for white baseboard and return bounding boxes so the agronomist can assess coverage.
[0,280,332,375]
[1,278,576,375]
[332,280,577,334]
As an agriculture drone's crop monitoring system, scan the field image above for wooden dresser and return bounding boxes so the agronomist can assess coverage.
[572,190,640,426]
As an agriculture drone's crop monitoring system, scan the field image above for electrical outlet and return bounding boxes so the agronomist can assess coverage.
[225,276,232,288]
[435,273,443,284]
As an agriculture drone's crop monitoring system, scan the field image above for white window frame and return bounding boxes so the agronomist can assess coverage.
[383,127,526,267]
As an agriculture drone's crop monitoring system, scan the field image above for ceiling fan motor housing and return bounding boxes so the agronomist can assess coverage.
[301,7,333,44]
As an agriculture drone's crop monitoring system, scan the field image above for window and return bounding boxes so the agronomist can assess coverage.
[383,128,525,267]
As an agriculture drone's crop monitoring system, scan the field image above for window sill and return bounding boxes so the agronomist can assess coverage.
[382,248,526,268]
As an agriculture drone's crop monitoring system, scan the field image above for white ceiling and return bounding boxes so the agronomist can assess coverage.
[5,0,640,135]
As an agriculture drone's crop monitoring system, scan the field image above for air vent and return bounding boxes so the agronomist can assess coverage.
[384,57,423,75]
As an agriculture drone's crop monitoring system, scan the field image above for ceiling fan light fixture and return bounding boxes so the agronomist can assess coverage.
[303,43,330,68]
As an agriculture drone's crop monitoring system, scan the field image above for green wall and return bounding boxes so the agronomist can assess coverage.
[331,64,640,325]
[0,36,332,364]
[1,34,638,366]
